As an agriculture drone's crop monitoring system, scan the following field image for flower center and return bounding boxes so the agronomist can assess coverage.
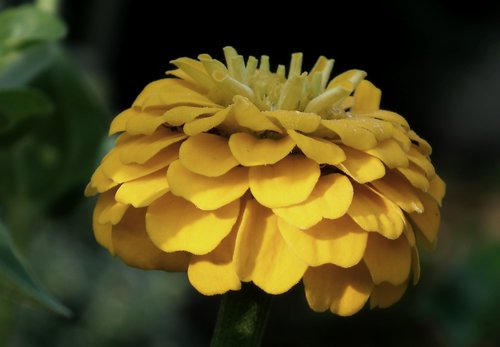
[171,47,368,118]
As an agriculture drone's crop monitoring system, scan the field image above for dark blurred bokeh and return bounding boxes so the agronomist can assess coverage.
[1,0,500,346]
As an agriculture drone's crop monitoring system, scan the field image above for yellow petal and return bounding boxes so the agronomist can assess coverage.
[101,143,179,183]
[337,146,385,183]
[112,207,190,271]
[179,133,239,177]
[348,183,404,240]
[87,166,118,195]
[397,163,430,192]
[234,200,307,294]
[278,216,368,267]
[119,128,187,164]
[84,182,98,197]
[371,169,423,213]
[183,107,230,136]
[249,156,320,208]
[370,281,408,309]
[408,191,440,245]
[351,117,395,143]
[363,233,411,285]
[167,68,198,84]
[287,130,346,165]
[188,229,241,295]
[146,193,239,255]
[109,108,133,135]
[231,96,283,132]
[265,110,321,133]
[362,110,409,129]
[133,79,218,109]
[93,193,115,254]
[273,174,353,229]
[365,139,409,169]
[352,80,381,114]
[228,132,295,166]
[321,119,377,150]
[403,219,416,248]
[164,106,221,126]
[167,160,248,210]
[95,189,129,225]
[124,109,169,136]
[407,146,435,177]
[408,130,432,156]
[428,174,446,206]
[115,169,169,208]
[170,57,216,91]
[303,263,374,316]
[391,126,411,151]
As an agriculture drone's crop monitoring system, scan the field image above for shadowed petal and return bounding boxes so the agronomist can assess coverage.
[228,132,295,166]
[304,263,373,316]
[119,128,186,164]
[348,183,404,239]
[397,163,430,192]
[363,233,411,285]
[287,129,346,165]
[337,146,385,183]
[183,107,230,135]
[164,106,221,126]
[365,139,409,169]
[273,174,353,229]
[371,169,423,213]
[113,208,190,271]
[249,156,320,208]
[115,168,169,208]
[188,228,241,295]
[101,143,180,183]
[231,96,283,132]
[167,160,248,210]
[370,281,408,309]
[265,110,321,133]
[322,119,377,150]
[278,216,367,267]
[146,193,240,255]
[352,80,381,114]
[133,79,219,109]
[234,200,307,294]
[96,189,129,225]
[92,193,114,254]
[428,174,446,206]
[179,133,239,177]
[408,191,441,245]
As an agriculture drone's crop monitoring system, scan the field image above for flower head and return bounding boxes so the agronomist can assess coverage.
[86,47,445,316]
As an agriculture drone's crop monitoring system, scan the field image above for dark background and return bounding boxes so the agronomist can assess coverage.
[2,0,500,346]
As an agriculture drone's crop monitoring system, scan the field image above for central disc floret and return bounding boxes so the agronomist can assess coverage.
[171,46,366,117]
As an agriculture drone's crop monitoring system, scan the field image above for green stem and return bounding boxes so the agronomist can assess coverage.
[210,283,273,347]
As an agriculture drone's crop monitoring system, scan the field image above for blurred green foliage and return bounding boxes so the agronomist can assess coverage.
[0,3,105,321]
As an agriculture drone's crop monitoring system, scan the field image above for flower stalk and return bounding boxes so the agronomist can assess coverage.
[210,283,272,347]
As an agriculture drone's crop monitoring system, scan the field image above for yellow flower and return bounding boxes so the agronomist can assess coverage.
[86,47,445,316]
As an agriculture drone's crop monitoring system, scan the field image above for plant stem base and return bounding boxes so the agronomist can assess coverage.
[210,283,272,347]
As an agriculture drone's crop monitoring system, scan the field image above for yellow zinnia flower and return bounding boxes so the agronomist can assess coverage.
[86,47,445,316]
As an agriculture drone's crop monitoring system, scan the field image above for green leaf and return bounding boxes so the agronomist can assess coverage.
[0,4,66,89]
[0,220,71,317]
[0,87,53,137]
[29,51,108,209]
[0,5,66,51]
[0,43,58,89]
